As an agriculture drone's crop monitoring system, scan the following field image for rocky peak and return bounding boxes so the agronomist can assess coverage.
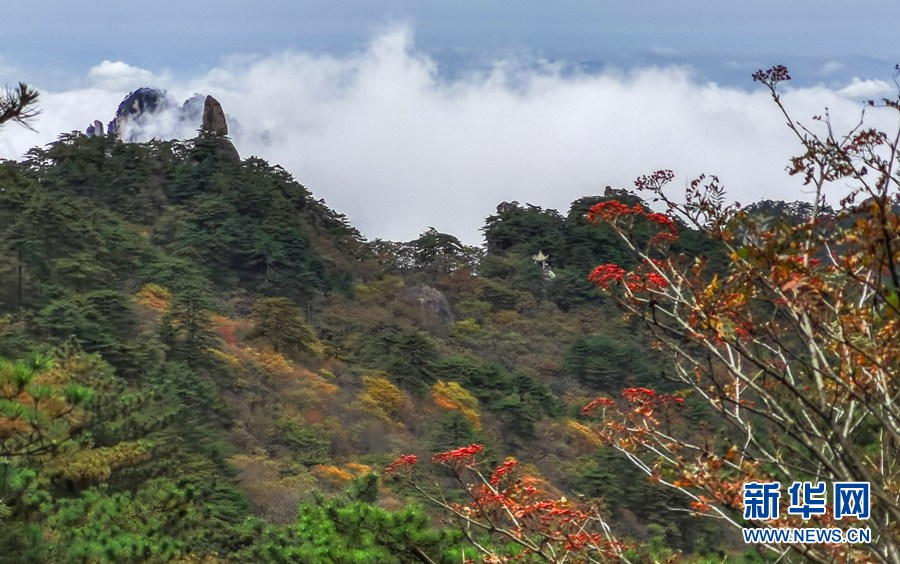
[85,88,240,161]
[107,87,168,140]
[201,95,228,135]
[116,87,167,119]
[85,120,105,137]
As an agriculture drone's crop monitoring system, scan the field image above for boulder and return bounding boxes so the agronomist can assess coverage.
[398,285,455,326]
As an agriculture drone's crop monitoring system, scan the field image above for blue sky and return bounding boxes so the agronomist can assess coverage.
[2,3,899,243]
[5,1,897,88]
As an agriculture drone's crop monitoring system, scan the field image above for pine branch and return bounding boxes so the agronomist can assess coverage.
[0,82,41,131]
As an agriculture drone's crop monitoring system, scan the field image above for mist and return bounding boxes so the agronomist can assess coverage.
[2,25,896,245]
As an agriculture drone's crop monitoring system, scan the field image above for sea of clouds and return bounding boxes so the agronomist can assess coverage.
[1,26,897,245]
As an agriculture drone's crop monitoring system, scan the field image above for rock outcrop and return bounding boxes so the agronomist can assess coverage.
[200,95,240,162]
[85,89,240,161]
[397,285,455,326]
[86,120,105,137]
[111,87,169,141]
[202,95,228,135]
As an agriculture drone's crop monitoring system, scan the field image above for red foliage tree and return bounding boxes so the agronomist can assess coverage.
[583,66,900,562]
[385,445,631,563]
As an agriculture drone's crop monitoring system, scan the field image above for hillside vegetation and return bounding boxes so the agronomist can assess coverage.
[3,67,898,563]
[0,124,740,562]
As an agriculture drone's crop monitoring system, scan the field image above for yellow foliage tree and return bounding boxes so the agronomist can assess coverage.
[564,419,602,448]
[133,283,172,313]
[432,380,480,430]
[356,375,406,421]
[353,275,405,304]
[312,464,355,488]
[44,440,153,482]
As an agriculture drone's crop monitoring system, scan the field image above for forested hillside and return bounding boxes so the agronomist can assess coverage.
[1,68,898,563]
[0,115,731,561]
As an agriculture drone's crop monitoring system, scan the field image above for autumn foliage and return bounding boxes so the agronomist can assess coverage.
[583,66,900,562]
[385,444,630,563]
[6,63,900,562]
[432,380,481,429]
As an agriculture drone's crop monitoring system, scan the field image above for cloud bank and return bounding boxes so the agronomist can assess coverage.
[2,26,896,245]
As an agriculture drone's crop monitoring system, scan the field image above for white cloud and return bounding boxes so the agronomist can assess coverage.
[819,60,846,76]
[2,26,897,245]
[0,87,122,155]
[87,60,161,90]
[836,77,893,100]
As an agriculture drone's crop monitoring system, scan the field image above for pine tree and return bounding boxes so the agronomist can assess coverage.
[248,297,320,357]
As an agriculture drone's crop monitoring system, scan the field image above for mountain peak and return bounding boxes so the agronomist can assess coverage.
[86,88,238,156]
